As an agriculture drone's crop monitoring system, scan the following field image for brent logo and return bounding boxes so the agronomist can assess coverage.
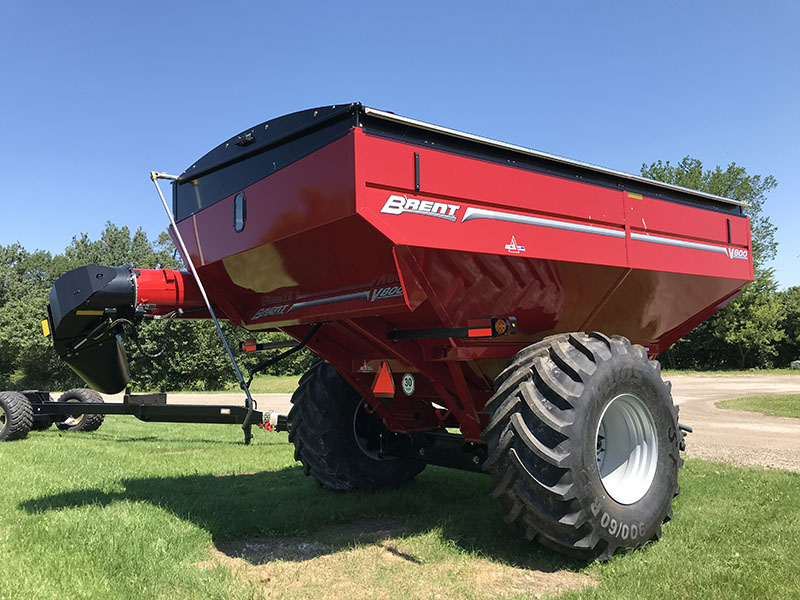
[250,304,290,320]
[380,194,460,222]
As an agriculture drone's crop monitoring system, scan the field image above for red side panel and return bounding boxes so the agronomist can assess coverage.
[177,134,358,267]
[353,128,751,356]
[166,126,752,438]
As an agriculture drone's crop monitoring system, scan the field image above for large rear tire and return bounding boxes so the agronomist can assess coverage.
[56,388,105,432]
[288,362,425,491]
[482,332,682,561]
[0,391,34,441]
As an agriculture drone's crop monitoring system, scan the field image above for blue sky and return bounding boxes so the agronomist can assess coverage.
[1,1,797,287]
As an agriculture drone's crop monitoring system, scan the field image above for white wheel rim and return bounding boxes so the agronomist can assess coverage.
[595,393,658,505]
[62,399,85,427]
[0,406,7,429]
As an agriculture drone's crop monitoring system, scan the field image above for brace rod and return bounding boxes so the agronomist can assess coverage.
[150,171,257,444]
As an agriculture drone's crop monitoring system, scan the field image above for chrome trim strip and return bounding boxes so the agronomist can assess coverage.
[461,207,626,239]
[630,232,729,256]
[362,107,746,208]
[289,291,370,312]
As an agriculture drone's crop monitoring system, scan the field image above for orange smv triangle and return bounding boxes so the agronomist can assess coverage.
[371,361,395,399]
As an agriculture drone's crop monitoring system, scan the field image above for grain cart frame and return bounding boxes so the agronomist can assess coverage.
[4,104,752,560]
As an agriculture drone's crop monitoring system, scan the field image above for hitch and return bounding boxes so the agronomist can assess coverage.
[261,411,288,432]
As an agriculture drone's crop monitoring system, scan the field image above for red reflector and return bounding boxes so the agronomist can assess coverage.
[243,345,257,352]
[468,328,493,338]
[371,361,395,398]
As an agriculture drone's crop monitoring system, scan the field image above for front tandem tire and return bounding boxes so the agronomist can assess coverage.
[482,332,682,561]
[56,388,105,433]
[288,362,425,491]
[30,419,53,431]
[0,391,34,441]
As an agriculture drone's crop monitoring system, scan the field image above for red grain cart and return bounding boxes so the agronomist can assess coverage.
[3,104,752,560]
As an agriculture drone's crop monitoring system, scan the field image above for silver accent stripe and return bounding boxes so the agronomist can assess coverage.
[288,291,370,312]
[630,232,729,256]
[362,106,746,208]
[461,207,626,239]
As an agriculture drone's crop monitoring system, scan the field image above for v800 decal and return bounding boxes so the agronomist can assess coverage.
[726,247,748,260]
[250,284,404,321]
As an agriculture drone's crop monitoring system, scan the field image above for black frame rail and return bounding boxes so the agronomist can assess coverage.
[30,390,264,426]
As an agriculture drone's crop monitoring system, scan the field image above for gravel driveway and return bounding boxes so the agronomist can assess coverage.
[669,374,800,472]
[103,374,800,471]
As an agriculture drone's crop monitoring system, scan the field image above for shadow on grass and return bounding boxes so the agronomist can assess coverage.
[20,466,586,573]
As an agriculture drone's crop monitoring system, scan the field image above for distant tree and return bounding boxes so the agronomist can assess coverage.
[712,271,786,367]
[641,157,777,266]
[0,223,315,391]
[0,244,75,389]
[776,287,800,365]
[642,157,783,369]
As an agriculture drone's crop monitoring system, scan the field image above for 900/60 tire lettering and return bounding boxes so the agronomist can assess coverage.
[599,512,646,540]
[592,501,645,540]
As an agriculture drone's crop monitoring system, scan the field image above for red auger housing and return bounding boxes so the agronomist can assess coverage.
[47,266,202,392]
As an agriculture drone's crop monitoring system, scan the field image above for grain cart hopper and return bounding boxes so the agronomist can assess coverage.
[1,104,753,560]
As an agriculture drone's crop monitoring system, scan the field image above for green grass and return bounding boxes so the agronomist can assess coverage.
[207,374,300,394]
[2,421,799,599]
[717,394,800,419]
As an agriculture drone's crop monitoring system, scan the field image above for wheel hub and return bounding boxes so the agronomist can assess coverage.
[595,393,658,505]
[353,402,382,460]
[61,399,85,428]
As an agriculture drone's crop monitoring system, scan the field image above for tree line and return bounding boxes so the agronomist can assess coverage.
[0,157,796,392]
[641,157,797,369]
[0,226,315,391]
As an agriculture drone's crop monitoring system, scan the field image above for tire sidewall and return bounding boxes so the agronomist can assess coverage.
[56,388,104,432]
[572,353,679,546]
[0,392,33,441]
[289,362,424,490]
[0,398,9,438]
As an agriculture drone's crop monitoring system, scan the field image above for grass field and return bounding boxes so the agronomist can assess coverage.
[717,394,800,419]
[219,375,301,394]
[2,420,799,600]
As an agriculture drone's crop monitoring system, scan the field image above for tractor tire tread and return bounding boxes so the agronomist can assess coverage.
[56,388,105,432]
[289,362,424,491]
[0,391,34,441]
[482,332,681,561]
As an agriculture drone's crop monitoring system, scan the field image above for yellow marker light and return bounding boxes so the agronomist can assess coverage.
[627,192,643,200]
[41,319,50,337]
[75,310,104,316]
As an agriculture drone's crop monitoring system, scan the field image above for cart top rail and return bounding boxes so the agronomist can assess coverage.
[173,103,745,223]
